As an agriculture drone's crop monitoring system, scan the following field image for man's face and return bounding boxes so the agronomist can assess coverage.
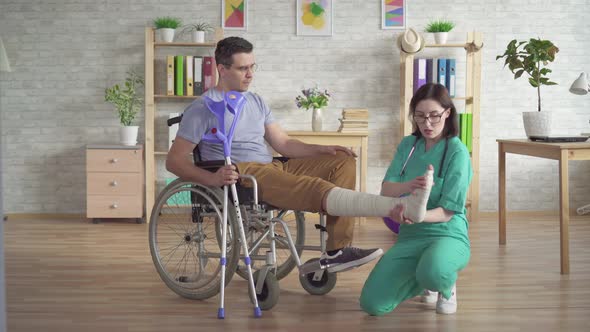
[219,52,256,92]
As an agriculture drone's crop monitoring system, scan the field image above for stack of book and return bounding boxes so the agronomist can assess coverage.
[338,108,369,133]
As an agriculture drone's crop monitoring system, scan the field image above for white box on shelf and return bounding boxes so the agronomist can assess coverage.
[168,112,180,150]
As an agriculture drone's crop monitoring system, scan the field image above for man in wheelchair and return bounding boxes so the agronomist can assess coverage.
[166,37,433,273]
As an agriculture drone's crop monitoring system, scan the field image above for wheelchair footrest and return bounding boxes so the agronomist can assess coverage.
[298,259,325,276]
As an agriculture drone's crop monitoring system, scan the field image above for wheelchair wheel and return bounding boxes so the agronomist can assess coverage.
[236,210,305,281]
[149,179,240,300]
[250,270,280,311]
[299,258,337,295]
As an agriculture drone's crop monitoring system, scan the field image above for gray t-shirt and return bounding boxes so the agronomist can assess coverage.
[176,88,275,163]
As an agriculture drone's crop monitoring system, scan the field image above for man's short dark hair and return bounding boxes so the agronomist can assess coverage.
[215,37,254,67]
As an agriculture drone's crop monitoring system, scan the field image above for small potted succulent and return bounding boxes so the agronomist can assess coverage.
[425,19,455,44]
[105,70,144,146]
[496,38,559,137]
[180,20,214,43]
[153,16,182,43]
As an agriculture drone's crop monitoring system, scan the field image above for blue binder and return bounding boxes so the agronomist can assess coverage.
[446,59,456,97]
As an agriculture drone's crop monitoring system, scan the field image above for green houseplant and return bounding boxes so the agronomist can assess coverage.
[105,70,144,145]
[295,86,331,132]
[153,16,182,42]
[425,19,455,44]
[496,38,559,137]
[180,20,214,43]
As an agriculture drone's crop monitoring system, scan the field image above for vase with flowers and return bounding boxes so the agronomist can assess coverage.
[295,85,331,131]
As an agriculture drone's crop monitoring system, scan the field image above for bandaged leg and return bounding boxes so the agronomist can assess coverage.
[325,168,433,223]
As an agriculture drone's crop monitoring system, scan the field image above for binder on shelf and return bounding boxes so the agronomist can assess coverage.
[459,113,467,147]
[193,56,203,95]
[202,56,216,93]
[413,58,427,94]
[466,113,473,153]
[437,58,447,87]
[426,58,438,84]
[175,55,184,96]
[166,55,174,96]
[446,58,456,97]
[185,55,194,96]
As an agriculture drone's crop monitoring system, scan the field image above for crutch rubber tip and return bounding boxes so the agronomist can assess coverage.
[254,307,262,318]
[217,308,225,319]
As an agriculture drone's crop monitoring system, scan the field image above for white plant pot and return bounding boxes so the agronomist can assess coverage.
[433,32,449,44]
[192,31,205,43]
[120,126,139,146]
[522,111,552,137]
[158,28,175,42]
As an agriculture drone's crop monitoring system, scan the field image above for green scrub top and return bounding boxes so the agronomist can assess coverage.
[383,135,473,246]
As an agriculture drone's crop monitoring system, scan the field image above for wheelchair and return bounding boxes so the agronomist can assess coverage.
[148,115,338,311]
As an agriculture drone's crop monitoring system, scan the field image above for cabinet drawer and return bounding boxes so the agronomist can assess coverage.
[87,149,142,173]
[86,195,143,218]
[87,173,142,196]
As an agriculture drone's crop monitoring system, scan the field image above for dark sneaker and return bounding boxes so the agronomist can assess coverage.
[320,247,383,273]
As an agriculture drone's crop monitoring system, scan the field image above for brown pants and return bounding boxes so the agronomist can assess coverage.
[237,151,356,250]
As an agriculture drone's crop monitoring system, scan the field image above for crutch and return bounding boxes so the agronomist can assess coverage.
[202,91,262,319]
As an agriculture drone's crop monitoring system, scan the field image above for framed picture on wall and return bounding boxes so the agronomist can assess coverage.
[222,0,247,30]
[296,0,333,36]
[382,0,406,30]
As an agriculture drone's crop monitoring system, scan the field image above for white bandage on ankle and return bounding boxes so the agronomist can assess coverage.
[325,168,433,222]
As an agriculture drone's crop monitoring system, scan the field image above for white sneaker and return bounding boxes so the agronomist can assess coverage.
[436,284,457,314]
[420,289,438,304]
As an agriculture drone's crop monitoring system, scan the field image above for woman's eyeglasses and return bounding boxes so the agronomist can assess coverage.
[413,111,446,124]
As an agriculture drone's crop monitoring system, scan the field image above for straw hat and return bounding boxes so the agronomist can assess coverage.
[397,28,425,54]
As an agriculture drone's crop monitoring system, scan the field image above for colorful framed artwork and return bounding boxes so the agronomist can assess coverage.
[222,0,247,30]
[382,0,406,30]
[296,0,333,36]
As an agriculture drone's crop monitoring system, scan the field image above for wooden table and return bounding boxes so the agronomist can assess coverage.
[287,131,369,194]
[497,139,590,274]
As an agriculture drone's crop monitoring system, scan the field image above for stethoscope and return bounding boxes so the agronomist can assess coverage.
[399,135,448,178]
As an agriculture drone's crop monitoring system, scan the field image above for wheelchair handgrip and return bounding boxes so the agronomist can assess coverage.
[167,115,183,127]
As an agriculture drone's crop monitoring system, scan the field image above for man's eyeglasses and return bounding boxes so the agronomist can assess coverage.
[413,111,446,124]
[225,63,258,74]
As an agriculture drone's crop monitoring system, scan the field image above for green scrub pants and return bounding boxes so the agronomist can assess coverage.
[359,234,470,316]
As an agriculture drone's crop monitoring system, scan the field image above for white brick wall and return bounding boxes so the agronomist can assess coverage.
[0,0,589,214]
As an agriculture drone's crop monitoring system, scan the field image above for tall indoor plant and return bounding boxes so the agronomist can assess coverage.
[496,38,559,137]
[105,70,144,146]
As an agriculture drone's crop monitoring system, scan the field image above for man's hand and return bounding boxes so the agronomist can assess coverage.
[207,165,239,187]
[389,204,414,225]
[318,145,357,157]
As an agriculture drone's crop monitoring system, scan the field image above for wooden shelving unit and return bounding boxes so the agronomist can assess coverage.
[144,27,222,222]
[399,32,483,222]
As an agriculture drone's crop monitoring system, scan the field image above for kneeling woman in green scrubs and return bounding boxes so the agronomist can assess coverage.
[360,83,472,316]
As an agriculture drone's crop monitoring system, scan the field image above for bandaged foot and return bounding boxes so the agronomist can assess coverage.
[325,167,434,223]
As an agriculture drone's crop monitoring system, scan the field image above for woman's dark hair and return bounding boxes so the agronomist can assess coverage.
[409,83,459,138]
[215,36,254,67]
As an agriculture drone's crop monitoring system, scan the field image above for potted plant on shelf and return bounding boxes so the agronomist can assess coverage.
[180,20,214,43]
[496,38,559,137]
[105,70,144,146]
[295,85,331,132]
[425,19,455,44]
[153,16,182,42]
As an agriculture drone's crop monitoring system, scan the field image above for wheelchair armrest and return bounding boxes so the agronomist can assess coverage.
[196,160,226,172]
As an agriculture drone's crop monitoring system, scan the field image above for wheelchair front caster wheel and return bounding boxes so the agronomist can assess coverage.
[299,258,337,295]
[250,270,280,311]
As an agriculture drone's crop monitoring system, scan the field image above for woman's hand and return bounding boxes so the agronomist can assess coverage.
[389,204,414,225]
[404,174,431,193]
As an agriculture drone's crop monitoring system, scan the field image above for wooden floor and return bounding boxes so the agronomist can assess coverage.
[4,214,590,332]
